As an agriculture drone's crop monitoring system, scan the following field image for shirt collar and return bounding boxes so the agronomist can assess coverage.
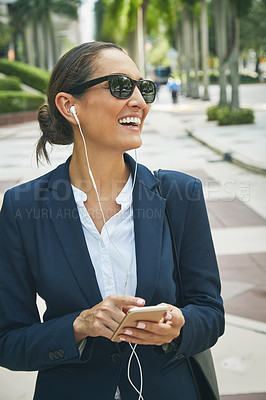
[71,174,133,211]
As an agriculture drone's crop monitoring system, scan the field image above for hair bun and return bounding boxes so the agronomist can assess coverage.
[36,104,73,163]
[38,104,57,138]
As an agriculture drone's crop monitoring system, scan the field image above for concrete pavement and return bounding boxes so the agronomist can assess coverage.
[0,84,266,399]
[152,83,266,175]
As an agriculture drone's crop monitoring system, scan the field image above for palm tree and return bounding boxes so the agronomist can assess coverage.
[227,0,254,109]
[191,4,200,99]
[200,0,209,100]
[214,0,228,106]
[8,0,81,68]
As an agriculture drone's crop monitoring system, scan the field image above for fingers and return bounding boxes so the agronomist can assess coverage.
[73,295,145,342]
[109,295,145,309]
[119,305,185,346]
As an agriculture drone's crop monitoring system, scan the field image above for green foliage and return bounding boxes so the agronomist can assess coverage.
[240,0,266,56]
[147,36,171,66]
[239,74,259,84]
[9,0,81,24]
[0,16,12,47]
[0,59,50,93]
[209,71,259,84]
[0,76,21,91]
[207,105,254,125]
[207,105,220,121]
[217,107,254,125]
[230,0,254,18]
[0,91,45,114]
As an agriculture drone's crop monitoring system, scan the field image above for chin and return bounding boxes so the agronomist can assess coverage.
[124,138,142,152]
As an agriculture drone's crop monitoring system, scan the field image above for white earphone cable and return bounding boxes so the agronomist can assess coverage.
[73,109,144,400]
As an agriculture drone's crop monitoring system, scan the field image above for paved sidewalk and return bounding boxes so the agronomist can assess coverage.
[152,83,266,175]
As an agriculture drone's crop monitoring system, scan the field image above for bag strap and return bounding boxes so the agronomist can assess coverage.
[154,169,184,307]
[154,169,220,400]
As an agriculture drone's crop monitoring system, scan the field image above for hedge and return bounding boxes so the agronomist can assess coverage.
[217,106,255,125]
[0,76,21,91]
[0,59,50,93]
[207,105,220,121]
[208,72,259,84]
[0,91,45,114]
[207,105,254,125]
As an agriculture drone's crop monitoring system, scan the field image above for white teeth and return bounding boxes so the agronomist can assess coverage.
[118,117,141,125]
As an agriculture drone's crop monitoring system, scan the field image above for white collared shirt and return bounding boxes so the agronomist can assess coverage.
[72,176,137,400]
[71,175,137,300]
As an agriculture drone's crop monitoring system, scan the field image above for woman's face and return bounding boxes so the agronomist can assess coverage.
[74,48,150,155]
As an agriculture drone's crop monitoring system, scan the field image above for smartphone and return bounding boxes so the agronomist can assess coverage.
[111,304,171,342]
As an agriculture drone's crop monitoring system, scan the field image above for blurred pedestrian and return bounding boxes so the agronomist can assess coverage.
[167,77,181,104]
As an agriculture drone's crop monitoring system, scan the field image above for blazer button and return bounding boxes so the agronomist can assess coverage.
[111,352,122,364]
[49,352,55,361]
[58,349,65,358]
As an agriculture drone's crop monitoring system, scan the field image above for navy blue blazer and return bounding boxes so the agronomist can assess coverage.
[0,154,224,400]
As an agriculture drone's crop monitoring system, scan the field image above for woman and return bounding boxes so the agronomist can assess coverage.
[0,42,224,400]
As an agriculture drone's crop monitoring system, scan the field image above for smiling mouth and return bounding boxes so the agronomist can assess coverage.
[118,117,141,127]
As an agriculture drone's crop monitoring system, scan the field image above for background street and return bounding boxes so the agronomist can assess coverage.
[0,83,266,399]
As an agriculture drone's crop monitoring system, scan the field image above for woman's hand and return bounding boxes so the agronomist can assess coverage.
[118,303,185,346]
[73,295,145,343]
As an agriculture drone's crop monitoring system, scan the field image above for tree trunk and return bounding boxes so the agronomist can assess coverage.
[24,24,35,66]
[21,29,29,64]
[33,19,40,67]
[136,5,145,77]
[192,15,200,99]
[127,30,137,62]
[48,13,57,67]
[229,3,240,109]
[176,23,184,94]
[183,6,192,97]
[215,0,228,105]
[142,0,149,77]
[41,14,49,70]
[200,0,209,100]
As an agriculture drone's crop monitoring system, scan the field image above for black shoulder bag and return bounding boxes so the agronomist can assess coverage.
[154,169,220,400]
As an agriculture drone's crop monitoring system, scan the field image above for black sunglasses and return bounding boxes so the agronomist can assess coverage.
[68,74,157,104]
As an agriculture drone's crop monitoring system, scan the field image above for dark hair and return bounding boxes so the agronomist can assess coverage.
[36,41,123,163]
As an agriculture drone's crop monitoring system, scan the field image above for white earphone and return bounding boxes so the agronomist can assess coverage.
[70,105,79,123]
[69,103,143,400]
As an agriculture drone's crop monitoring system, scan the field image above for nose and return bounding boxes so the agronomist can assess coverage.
[127,85,147,109]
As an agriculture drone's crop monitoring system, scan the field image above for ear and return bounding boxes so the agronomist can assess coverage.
[55,92,78,125]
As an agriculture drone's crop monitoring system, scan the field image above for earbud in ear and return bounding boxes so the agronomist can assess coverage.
[70,105,79,124]
[70,105,76,115]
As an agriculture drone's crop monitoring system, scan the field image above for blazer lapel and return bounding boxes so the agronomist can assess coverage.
[46,157,102,307]
[45,154,166,307]
[125,155,166,305]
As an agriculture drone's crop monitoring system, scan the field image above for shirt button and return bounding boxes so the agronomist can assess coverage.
[100,241,105,248]
[111,352,122,364]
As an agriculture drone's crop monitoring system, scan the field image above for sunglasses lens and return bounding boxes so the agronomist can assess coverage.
[109,76,133,99]
[109,75,156,103]
[139,80,156,103]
